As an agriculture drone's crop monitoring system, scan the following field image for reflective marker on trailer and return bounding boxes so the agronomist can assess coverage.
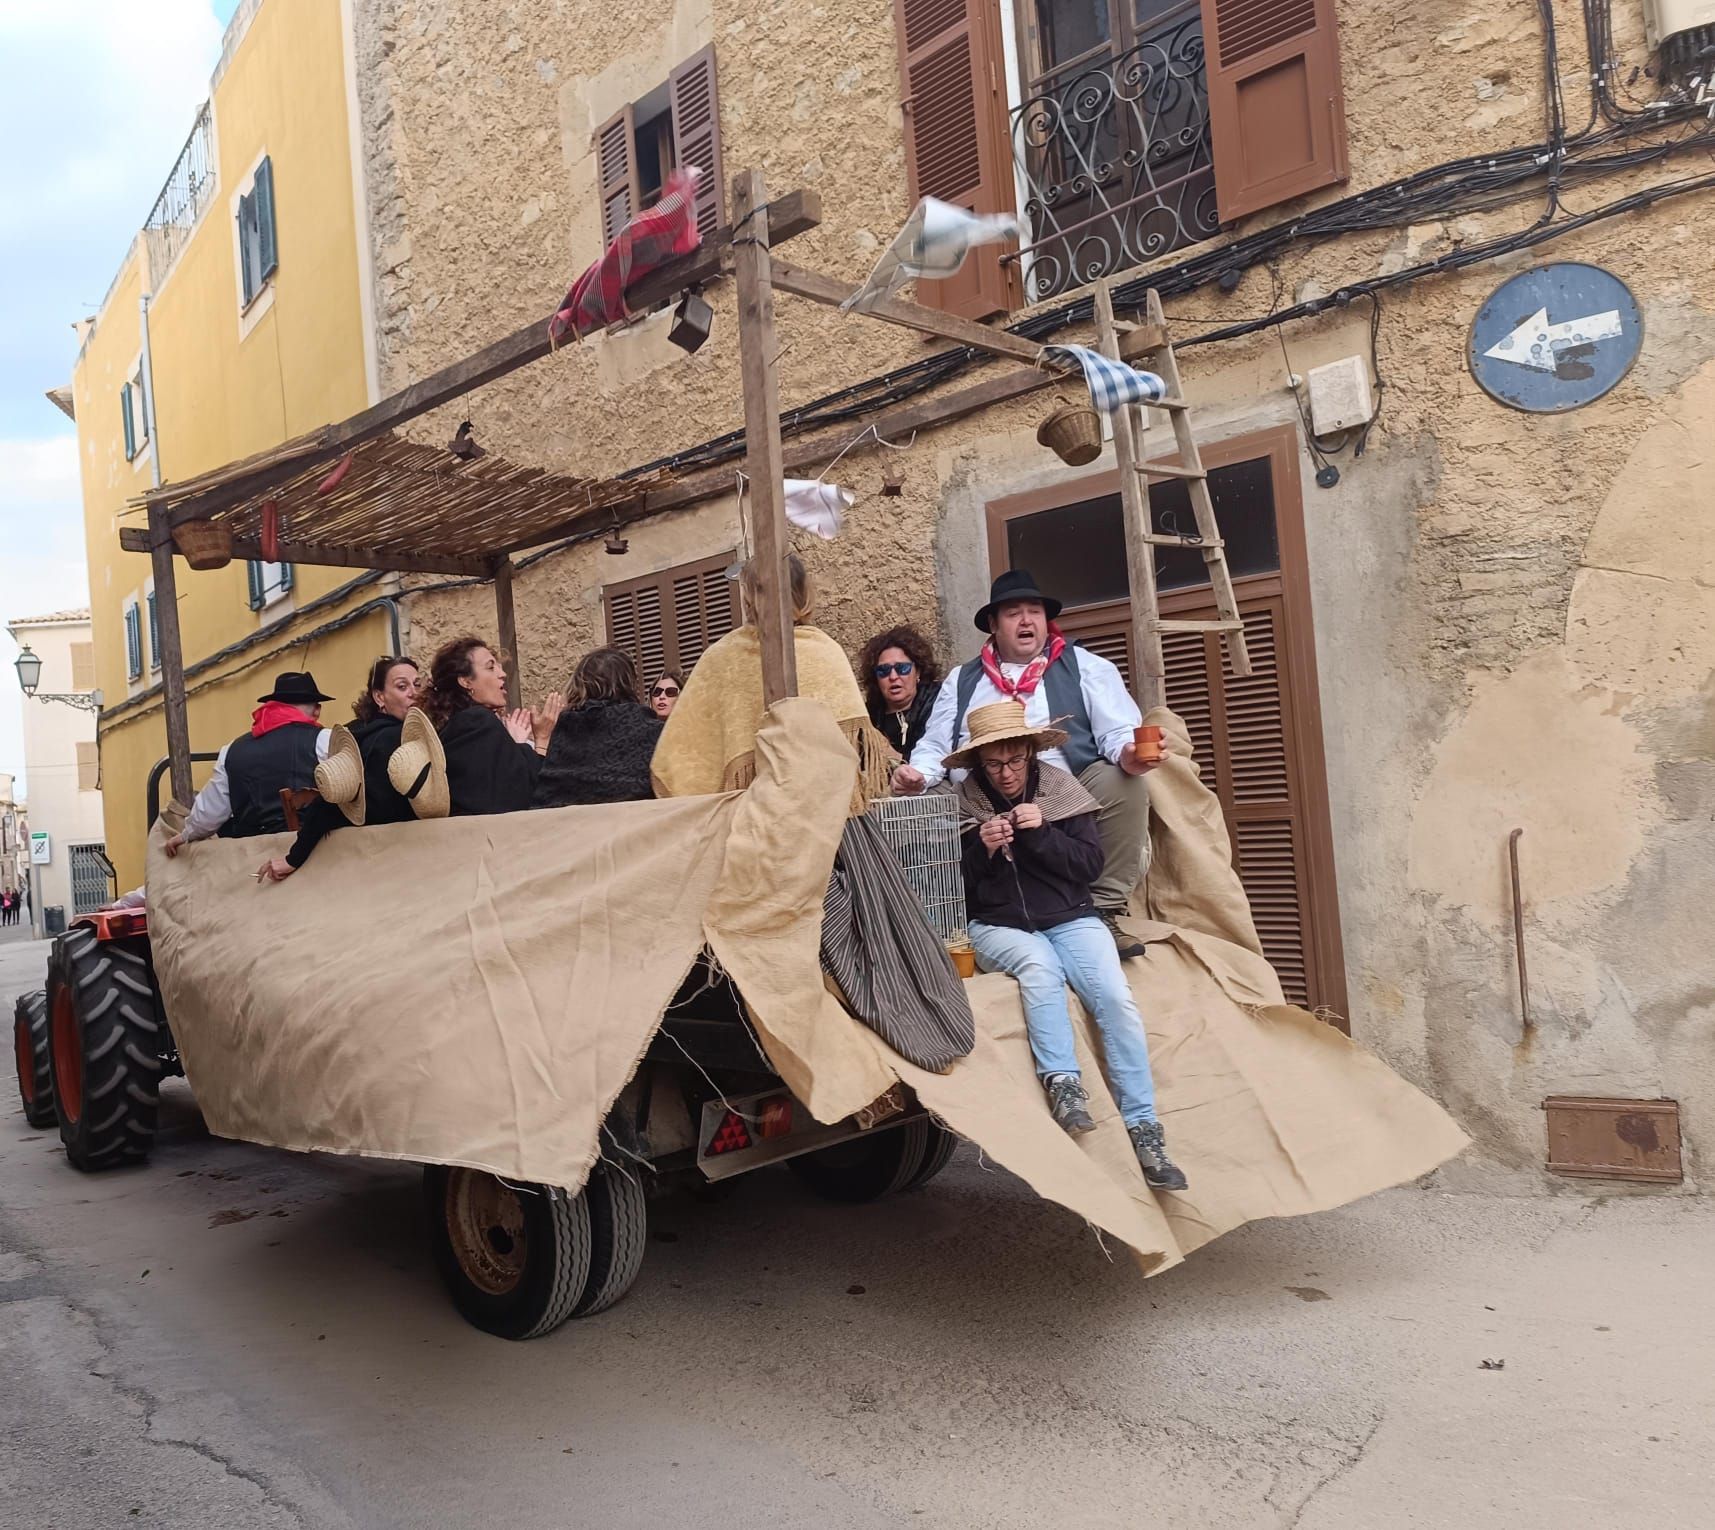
[707,1110,752,1154]
[756,1096,794,1140]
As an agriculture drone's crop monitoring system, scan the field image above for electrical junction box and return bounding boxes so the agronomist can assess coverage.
[1645,0,1715,51]
[1306,355,1374,436]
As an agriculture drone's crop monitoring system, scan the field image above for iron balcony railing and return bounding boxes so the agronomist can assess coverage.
[1007,9,1217,304]
[143,102,216,283]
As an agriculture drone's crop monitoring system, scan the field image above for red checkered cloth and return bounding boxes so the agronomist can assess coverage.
[548,167,703,345]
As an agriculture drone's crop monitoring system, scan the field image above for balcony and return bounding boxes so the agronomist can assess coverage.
[1007,7,1216,304]
[143,102,216,285]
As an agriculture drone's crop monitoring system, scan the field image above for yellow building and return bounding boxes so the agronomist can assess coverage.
[68,0,387,888]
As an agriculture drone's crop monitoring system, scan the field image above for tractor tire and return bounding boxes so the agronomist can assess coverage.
[787,1117,932,1204]
[571,1161,649,1318]
[14,990,54,1128]
[903,1120,960,1191]
[424,1166,595,1340]
[47,927,163,1171]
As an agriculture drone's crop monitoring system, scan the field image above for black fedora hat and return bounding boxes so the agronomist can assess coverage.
[974,570,1062,632]
[257,671,334,705]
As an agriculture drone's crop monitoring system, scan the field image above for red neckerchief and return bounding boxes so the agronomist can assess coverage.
[980,625,1066,700]
[251,702,320,738]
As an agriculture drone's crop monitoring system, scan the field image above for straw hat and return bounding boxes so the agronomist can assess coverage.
[387,707,450,820]
[942,700,1067,771]
[315,725,366,826]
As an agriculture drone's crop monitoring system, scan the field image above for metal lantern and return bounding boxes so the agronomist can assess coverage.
[13,645,42,695]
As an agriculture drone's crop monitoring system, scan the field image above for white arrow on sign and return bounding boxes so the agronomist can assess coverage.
[1484,306,1623,372]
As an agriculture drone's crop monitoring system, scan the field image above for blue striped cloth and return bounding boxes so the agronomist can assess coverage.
[1042,343,1167,415]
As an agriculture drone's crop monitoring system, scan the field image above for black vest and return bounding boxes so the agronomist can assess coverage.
[952,644,1100,775]
[218,724,322,838]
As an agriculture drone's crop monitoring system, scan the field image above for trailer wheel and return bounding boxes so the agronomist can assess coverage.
[424,1166,594,1340]
[571,1161,648,1318]
[903,1120,959,1191]
[787,1118,931,1204]
[48,929,162,1171]
[14,990,54,1128]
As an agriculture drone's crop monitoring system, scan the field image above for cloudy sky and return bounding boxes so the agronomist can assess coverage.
[0,0,241,796]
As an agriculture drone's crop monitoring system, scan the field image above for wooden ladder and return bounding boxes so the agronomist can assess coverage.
[1091,279,1251,712]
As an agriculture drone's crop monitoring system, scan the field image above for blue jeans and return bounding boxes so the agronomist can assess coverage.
[968,916,1159,1126]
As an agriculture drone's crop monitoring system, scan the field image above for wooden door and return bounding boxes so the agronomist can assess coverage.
[990,425,1346,1018]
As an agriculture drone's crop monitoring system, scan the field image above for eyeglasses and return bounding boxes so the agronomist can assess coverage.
[650,685,680,698]
[873,662,915,679]
[981,753,1031,774]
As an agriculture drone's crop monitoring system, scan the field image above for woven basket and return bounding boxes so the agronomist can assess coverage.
[1036,395,1103,466]
[172,518,234,571]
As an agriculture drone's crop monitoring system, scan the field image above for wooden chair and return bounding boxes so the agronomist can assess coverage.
[280,788,320,833]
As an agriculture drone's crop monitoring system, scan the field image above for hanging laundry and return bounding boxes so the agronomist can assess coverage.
[841,197,1024,313]
[783,479,853,540]
[548,167,703,345]
[1041,343,1167,415]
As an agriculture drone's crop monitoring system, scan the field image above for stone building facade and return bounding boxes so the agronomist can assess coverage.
[346,0,1715,1188]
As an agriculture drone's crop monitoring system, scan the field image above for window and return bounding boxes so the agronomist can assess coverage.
[76,743,100,793]
[146,591,160,671]
[123,600,143,681]
[247,559,294,612]
[597,47,725,246]
[236,155,279,309]
[603,551,737,684]
[70,642,96,692]
[120,382,138,461]
[894,0,1347,310]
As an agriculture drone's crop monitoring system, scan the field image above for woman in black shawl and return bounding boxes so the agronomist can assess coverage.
[532,648,662,808]
[419,636,559,815]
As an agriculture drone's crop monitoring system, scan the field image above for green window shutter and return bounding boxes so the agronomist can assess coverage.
[247,560,265,611]
[121,384,136,460]
[146,592,159,671]
[255,157,278,284]
[278,561,294,594]
[237,190,257,306]
[125,604,142,680]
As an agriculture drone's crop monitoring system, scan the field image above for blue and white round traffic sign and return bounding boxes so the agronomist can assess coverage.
[1468,263,1642,413]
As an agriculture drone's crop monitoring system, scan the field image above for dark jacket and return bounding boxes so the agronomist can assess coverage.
[442,705,542,816]
[218,722,322,838]
[284,715,414,870]
[960,764,1104,933]
[531,698,663,809]
[868,677,942,760]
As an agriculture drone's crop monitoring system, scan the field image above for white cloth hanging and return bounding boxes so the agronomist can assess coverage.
[841,198,1024,313]
[783,479,853,540]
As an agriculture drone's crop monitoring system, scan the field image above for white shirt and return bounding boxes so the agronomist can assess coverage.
[909,647,1140,787]
[182,728,333,842]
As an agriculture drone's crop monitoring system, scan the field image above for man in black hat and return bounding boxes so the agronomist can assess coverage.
[893,571,1158,957]
[163,672,335,854]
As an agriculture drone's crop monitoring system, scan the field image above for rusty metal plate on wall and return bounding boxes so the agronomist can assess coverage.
[1543,1096,1682,1183]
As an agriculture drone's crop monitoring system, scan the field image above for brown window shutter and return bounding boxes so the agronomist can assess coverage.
[76,741,100,793]
[1202,0,1348,223]
[605,552,738,684]
[70,641,96,692]
[670,46,726,240]
[597,105,640,244]
[892,0,1018,318]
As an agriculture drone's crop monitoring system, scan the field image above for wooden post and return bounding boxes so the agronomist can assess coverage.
[492,555,521,708]
[730,168,797,704]
[147,509,195,809]
[1093,279,1166,712]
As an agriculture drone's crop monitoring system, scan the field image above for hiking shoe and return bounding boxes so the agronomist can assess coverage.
[1128,1120,1188,1191]
[1098,909,1148,961]
[1044,1073,1097,1136]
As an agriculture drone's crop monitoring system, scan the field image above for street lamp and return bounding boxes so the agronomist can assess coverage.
[13,645,102,713]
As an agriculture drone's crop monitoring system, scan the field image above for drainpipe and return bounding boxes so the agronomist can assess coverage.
[138,294,164,491]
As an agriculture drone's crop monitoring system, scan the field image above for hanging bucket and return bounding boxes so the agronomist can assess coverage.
[1036,395,1103,466]
[172,518,234,571]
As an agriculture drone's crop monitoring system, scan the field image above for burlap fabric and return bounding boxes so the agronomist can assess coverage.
[147,700,1467,1274]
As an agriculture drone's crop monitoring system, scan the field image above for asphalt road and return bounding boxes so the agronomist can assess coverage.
[3,930,1711,1530]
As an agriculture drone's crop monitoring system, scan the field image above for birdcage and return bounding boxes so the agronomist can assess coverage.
[865,793,968,945]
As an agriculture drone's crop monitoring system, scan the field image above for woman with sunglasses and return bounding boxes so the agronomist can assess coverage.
[856,624,943,760]
[647,672,683,719]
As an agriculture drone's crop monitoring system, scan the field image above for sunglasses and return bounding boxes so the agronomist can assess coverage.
[873,662,915,679]
[650,685,681,698]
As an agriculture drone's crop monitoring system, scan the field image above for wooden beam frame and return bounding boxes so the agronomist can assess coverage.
[118,526,489,578]
[146,507,194,808]
[147,188,824,534]
[493,555,521,708]
[731,169,797,704]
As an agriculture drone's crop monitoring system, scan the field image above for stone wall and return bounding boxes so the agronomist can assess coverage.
[354,0,1715,1188]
